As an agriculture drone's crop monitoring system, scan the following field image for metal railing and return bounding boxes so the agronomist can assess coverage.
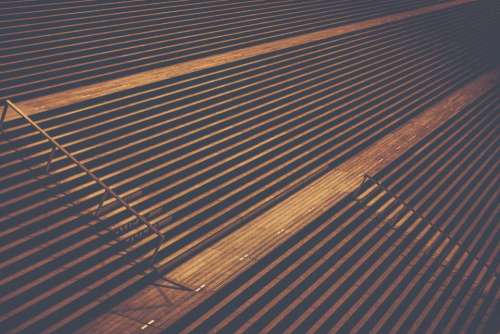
[1,99,165,266]
[353,174,427,223]
[353,173,497,279]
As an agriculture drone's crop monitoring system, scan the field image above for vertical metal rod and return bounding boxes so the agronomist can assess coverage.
[94,191,109,218]
[46,146,58,173]
[150,236,162,268]
[0,102,8,129]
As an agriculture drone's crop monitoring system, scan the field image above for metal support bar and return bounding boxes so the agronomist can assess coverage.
[94,191,110,218]
[0,102,7,129]
[46,146,58,173]
[353,174,497,279]
[1,100,165,267]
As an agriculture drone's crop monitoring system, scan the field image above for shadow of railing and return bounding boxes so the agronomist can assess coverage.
[1,99,165,268]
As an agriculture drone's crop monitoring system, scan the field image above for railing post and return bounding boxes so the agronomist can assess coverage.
[150,236,163,268]
[46,146,58,173]
[94,191,109,218]
[0,102,8,129]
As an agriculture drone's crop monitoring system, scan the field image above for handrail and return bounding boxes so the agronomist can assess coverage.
[353,173,497,279]
[1,99,165,266]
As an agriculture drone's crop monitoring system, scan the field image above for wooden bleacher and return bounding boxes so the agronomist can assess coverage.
[0,1,498,333]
